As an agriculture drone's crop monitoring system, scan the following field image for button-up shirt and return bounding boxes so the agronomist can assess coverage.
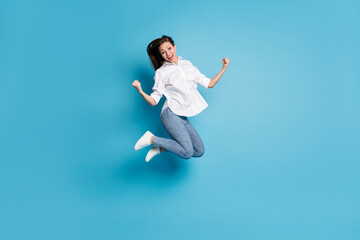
[150,56,211,117]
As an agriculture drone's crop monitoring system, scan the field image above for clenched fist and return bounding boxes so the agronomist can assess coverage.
[132,80,142,91]
[222,58,230,69]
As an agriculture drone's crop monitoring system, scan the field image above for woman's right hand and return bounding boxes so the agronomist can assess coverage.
[132,80,142,91]
[222,57,230,69]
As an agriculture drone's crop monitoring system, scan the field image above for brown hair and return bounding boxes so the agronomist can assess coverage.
[147,35,175,70]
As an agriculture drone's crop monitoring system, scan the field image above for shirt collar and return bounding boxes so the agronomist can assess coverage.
[163,56,183,66]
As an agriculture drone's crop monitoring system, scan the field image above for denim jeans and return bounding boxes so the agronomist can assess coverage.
[152,107,205,159]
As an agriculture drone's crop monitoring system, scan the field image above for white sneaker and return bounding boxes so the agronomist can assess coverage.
[134,131,154,151]
[146,146,161,162]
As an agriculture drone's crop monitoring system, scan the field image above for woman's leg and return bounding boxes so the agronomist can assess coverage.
[152,108,194,159]
[183,119,205,157]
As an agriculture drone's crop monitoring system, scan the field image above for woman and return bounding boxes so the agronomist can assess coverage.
[132,35,230,162]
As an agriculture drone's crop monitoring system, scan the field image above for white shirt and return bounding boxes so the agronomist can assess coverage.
[150,56,211,117]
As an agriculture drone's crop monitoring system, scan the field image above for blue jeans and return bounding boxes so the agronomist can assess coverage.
[152,107,205,159]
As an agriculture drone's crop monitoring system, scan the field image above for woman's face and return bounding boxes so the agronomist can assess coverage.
[159,41,177,64]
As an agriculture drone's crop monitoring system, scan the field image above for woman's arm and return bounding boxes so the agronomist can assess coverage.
[208,58,230,88]
[132,80,157,106]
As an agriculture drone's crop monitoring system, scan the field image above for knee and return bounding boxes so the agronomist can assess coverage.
[182,147,194,159]
[193,147,205,158]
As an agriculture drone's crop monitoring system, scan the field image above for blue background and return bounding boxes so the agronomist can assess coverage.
[1,0,359,239]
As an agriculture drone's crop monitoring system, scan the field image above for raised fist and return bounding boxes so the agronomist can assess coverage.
[222,58,230,69]
[132,80,142,91]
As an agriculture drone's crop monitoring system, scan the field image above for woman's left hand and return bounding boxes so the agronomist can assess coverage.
[222,58,230,69]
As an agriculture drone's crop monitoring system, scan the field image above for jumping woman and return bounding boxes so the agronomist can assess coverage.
[132,35,230,162]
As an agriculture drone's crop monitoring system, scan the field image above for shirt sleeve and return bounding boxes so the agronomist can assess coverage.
[150,69,165,104]
[190,62,211,88]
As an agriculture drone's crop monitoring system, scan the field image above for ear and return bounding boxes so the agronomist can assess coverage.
[174,44,177,51]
